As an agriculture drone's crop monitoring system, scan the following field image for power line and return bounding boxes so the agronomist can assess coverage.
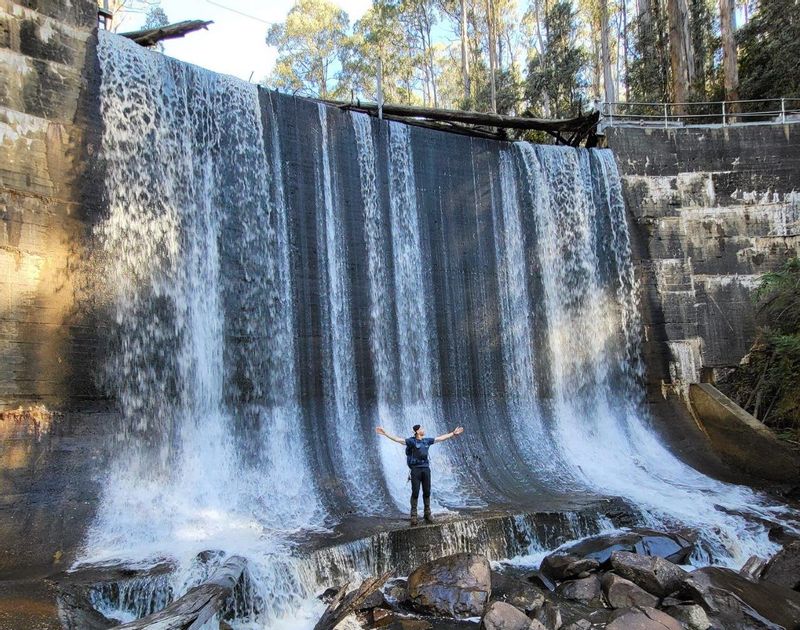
[204,0,271,24]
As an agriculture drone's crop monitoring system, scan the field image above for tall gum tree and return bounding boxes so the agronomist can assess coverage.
[266,0,350,98]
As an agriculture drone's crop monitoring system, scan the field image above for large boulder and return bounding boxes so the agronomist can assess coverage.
[407,553,492,618]
[681,566,800,630]
[481,601,547,630]
[555,575,602,605]
[606,606,682,630]
[562,530,695,566]
[761,540,800,591]
[491,571,546,613]
[661,603,712,630]
[601,573,659,608]
[610,551,687,597]
[533,601,562,630]
[540,554,600,582]
[384,577,409,604]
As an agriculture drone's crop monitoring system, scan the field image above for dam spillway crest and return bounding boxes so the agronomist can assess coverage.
[71,31,799,627]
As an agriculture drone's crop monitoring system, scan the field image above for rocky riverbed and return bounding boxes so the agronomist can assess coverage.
[324,529,800,630]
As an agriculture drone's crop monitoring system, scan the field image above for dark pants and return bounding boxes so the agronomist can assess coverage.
[410,467,431,502]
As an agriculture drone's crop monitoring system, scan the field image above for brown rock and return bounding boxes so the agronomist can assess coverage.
[481,601,545,630]
[407,553,491,618]
[739,555,767,582]
[540,554,600,582]
[371,607,393,627]
[681,566,800,630]
[606,606,682,630]
[661,603,711,630]
[561,621,591,630]
[555,575,602,604]
[533,600,562,630]
[491,571,546,612]
[610,551,687,597]
[762,540,800,591]
[384,577,409,603]
[601,572,659,609]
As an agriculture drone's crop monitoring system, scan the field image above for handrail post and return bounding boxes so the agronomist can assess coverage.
[377,59,383,120]
[664,102,668,129]
[781,98,786,123]
[722,101,726,126]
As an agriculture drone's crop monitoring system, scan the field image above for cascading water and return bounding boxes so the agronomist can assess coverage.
[81,31,797,628]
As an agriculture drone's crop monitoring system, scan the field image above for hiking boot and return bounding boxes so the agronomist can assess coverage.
[423,498,434,523]
[410,498,418,526]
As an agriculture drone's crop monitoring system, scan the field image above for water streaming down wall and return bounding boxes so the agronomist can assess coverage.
[83,32,798,627]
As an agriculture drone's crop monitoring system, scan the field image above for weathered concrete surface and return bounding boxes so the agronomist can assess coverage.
[0,0,102,407]
[0,0,108,579]
[606,125,800,396]
[688,383,799,481]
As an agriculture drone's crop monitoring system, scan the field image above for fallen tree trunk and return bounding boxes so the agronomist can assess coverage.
[314,572,392,630]
[120,20,213,47]
[113,555,246,630]
[331,99,599,135]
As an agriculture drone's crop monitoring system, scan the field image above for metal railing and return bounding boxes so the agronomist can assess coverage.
[600,98,800,128]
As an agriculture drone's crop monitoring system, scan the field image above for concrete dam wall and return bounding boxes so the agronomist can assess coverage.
[0,2,798,618]
[606,125,800,392]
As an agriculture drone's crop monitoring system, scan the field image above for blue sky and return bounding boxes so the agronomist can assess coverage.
[121,0,373,82]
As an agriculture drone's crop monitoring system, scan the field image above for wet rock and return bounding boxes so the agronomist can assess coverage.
[533,600,562,630]
[333,613,362,630]
[601,573,659,608]
[661,603,711,630]
[491,571,546,612]
[371,607,393,627]
[606,606,682,630]
[610,551,687,597]
[320,586,340,603]
[527,570,557,592]
[357,588,387,611]
[540,554,600,582]
[385,578,409,604]
[680,566,800,629]
[761,540,800,591]
[407,553,492,618]
[56,584,116,630]
[555,575,602,605]
[481,601,546,630]
[739,556,767,582]
[560,530,695,566]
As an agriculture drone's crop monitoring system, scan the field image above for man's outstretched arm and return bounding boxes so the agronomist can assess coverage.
[434,426,464,443]
[376,426,406,445]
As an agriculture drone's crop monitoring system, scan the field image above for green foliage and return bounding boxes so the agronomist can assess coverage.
[738,0,800,100]
[469,66,523,114]
[524,1,587,117]
[720,258,800,448]
[627,8,670,104]
[340,0,425,104]
[266,0,350,98]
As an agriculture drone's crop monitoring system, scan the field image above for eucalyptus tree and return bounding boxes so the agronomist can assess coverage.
[266,0,350,98]
[341,0,421,104]
[525,1,588,117]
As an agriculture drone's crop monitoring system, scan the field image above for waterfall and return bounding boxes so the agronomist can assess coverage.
[315,104,384,512]
[82,31,797,629]
[87,30,326,569]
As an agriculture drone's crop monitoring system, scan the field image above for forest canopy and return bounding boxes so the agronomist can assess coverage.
[264,0,800,117]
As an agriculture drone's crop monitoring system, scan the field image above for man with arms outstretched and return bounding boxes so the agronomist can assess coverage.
[375,424,465,526]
